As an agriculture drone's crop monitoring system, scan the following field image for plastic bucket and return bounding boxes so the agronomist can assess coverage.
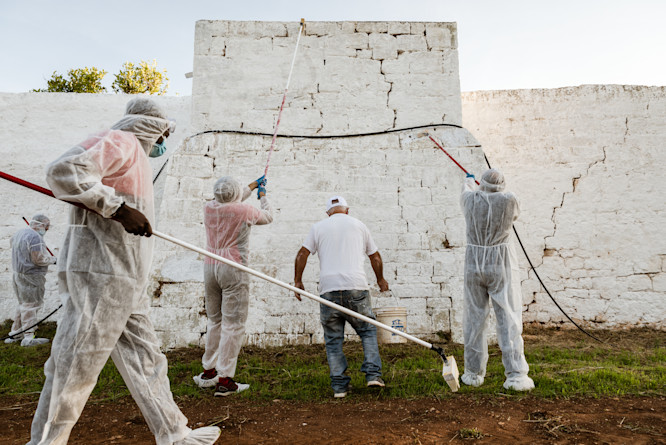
[373,306,407,344]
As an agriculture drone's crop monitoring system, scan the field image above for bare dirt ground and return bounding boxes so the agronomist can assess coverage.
[2,395,664,444]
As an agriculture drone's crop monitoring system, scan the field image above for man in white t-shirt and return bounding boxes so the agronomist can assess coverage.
[294,196,389,398]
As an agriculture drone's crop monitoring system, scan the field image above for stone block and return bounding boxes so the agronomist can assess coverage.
[396,35,427,53]
[388,22,411,35]
[355,22,388,34]
[369,33,398,60]
[425,24,452,50]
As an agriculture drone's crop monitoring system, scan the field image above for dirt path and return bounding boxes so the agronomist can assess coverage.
[2,395,664,444]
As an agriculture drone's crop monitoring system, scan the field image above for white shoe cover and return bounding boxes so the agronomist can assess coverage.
[4,337,21,344]
[174,426,221,445]
[193,373,218,388]
[461,372,484,387]
[20,337,49,347]
[503,375,535,391]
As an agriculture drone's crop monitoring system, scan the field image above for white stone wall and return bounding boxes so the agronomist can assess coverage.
[0,93,191,325]
[151,20,475,348]
[462,85,666,329]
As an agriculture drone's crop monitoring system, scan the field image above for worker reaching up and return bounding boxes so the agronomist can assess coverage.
[460,168,534,392]
[193,175,273,396]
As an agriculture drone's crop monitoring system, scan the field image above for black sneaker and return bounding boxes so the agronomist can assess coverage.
[214,377,250,397]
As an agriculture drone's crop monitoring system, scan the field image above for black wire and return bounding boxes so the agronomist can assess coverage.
[482,153,605,343]
[184,123,463,141]
[1,304,62,341]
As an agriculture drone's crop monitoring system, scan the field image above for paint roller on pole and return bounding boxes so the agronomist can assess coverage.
[0,170,460,392]
[262,18,305,182]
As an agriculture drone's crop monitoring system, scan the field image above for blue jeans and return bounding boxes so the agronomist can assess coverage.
[320,290,382,392]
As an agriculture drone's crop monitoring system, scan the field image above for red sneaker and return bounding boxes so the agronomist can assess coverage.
[214,377,250,397]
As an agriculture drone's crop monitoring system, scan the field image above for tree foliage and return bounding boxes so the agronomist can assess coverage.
[112,60,169,95]
[34,67,107,93]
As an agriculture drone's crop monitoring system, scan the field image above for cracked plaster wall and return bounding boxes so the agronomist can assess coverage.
[462,85,666,329]
[151,21,481,348]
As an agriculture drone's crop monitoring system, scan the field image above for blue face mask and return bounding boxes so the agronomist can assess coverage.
[149,141,167,158]
[37,229,46,236]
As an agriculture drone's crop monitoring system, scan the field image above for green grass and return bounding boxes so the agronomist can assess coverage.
[1,320,664,404]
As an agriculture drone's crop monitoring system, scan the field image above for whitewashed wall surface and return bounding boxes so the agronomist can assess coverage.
[1,24,664,350]
[0,93,191,326]
[152,20,477,348]
[462,85,666,330]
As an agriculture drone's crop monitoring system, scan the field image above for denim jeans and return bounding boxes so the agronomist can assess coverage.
[320,290,382,392]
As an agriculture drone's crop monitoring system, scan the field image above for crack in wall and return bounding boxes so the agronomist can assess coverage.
[525,146,608,314]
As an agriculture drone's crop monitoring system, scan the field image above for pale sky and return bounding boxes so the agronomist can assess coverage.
[1,0,664,96]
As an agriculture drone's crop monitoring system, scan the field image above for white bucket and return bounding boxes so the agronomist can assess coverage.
[373,306,407,344]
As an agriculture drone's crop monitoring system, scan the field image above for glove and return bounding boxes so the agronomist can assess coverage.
[255,175,267,188]
[257,185,266,200]
[466,172,475,179]
[111,203,153,237]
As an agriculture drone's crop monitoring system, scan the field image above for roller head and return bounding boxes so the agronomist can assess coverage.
[432,346,460,392]
[442,355,460,392]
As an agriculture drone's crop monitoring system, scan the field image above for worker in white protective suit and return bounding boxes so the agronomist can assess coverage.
[460,168,535,392]
[193,176,273,396]
[5,214,57,347]
[28,98,220,445]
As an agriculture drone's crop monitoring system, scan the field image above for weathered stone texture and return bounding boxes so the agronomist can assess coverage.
[462,85,666,330]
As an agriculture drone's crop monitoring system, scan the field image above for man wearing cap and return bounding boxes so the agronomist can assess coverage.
[294,196,389,398]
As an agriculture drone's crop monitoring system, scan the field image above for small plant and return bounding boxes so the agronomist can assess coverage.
[457,427,484,439]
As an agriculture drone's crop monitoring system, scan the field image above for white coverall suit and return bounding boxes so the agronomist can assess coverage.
[8,220,56,344]
[460,169,534,391]
[28,100,217,445]
[201,177,273,379]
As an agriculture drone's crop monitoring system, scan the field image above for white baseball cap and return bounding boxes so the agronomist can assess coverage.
[326,195,348,212]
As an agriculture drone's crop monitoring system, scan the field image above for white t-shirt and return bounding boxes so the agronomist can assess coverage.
[302,213,378,295]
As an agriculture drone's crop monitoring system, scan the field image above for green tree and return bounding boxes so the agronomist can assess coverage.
[112,60,169,95]
[34,67,107,93]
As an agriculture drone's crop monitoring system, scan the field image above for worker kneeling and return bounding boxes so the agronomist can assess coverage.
[460,169,534,392]
[193,176,273,396]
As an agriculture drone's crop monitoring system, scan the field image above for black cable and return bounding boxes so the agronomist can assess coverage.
[184,123,463,141]
[482,153,605,343]
[1,304,62,342]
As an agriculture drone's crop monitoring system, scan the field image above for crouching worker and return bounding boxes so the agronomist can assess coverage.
[6,214,57,347]
[29,98,220,445]
[460,169,534,391]
[193,176,273,396]
[294,196,388,398]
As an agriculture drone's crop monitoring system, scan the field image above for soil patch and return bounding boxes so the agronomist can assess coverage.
[2,395,664,444]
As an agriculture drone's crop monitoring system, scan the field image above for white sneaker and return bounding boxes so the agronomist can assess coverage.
[461,372,484,387]
[193,371,218,388]
[333,385,349,398]
[503,375,535,391]
[21,337,49,347]
[173,426,221,445]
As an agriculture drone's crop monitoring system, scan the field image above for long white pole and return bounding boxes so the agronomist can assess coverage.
[152,230,433,349]
[263,19,305,177]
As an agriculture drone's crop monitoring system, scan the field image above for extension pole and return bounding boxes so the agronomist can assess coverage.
[0,170,453,358]
[23,216,54,256]
[263,18,305,177]
[425,133,604,343]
